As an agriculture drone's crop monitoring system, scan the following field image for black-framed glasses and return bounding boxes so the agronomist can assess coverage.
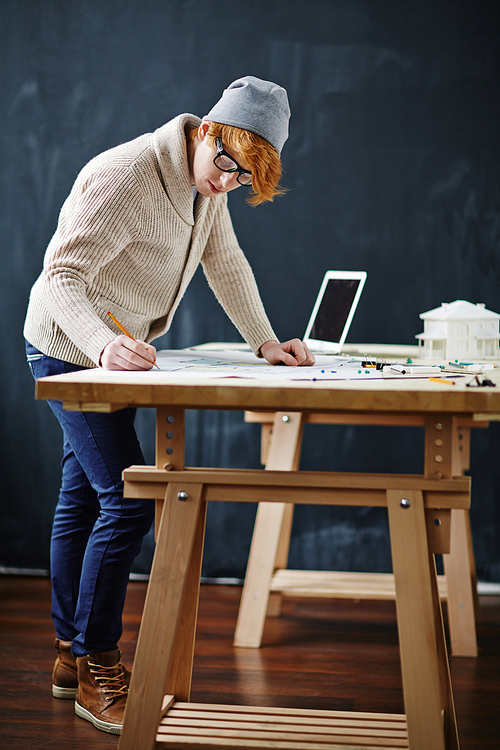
[213,137,252,186]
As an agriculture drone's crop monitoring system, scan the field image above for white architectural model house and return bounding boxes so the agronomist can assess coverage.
[416,300,500,360]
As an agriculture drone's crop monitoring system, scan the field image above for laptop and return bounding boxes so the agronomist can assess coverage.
[303,270,367,353]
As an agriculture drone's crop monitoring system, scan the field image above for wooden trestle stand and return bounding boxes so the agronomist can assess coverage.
[234,410,481,658]
[118,406,468,750]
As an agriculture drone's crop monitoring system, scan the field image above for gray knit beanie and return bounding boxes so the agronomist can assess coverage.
[203,76,290,155]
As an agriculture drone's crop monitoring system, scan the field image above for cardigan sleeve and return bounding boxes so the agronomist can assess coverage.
[42,167,143,364]
[200,198,278,355]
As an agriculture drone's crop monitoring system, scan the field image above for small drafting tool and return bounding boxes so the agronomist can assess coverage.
[384,364,441,375]
[466,374,496,388]
[107,311,160,369]
[361,355,386,370]
[447,361,495,372]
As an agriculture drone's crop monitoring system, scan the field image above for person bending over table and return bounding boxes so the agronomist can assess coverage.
[24,75,315,735]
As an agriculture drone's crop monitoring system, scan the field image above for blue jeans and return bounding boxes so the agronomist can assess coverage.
[26,341,154,656]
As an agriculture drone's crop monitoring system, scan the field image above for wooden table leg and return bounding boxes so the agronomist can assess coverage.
[153,406,209,699]
[154,406,186,540]
[165,496,207,701]
[443,509,479,656]
[233,412,303,648]
[425,415,478,657]
[452,424,481,624]
[119,481,204,750]
[265,502,294,617]
[387,489,459,750]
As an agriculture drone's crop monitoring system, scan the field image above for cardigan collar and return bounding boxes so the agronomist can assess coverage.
[152,113,202,227]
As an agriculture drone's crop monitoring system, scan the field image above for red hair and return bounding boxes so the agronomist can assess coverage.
[189,122,286,206]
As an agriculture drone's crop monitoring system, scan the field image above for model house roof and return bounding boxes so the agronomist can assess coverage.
[416,327,447,340]
[419,300,500,321]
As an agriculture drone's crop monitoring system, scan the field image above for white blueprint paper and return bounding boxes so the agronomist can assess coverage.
[154,349,383,381]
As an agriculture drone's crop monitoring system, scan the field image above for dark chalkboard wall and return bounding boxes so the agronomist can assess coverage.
[2,0,499,583]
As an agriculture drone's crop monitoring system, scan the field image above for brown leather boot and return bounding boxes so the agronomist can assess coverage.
[52,638,78,699]
[75,649,129,734]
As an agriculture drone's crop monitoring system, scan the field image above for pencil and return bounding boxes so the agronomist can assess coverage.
[429,377,455,385]
[107,311,160,369]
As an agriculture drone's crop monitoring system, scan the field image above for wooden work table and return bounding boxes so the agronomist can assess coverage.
[34,362,500,415]
[36,360,500,750]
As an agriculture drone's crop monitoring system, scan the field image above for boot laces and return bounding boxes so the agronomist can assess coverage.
[88,660,128,701]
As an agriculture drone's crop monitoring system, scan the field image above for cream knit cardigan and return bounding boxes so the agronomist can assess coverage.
[24,114,277,368]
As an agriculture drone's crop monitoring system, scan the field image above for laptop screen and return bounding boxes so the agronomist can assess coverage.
[304,271,367,352]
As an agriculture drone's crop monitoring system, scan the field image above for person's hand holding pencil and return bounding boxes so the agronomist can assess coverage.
[99,311,159,370]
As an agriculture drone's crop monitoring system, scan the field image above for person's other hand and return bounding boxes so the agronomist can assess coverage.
[99,335,157,370]
[260,339,315,367]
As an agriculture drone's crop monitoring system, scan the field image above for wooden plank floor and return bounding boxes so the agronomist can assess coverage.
[0,576,499,749]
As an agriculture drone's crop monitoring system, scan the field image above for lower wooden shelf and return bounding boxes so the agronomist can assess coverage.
[270,569,448,601]
[157,702,409,749]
